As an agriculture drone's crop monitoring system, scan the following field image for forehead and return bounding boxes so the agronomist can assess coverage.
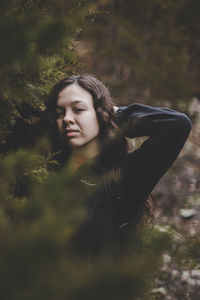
[57,83,94,106]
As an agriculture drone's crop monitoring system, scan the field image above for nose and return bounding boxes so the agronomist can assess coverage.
[62,111,75,126]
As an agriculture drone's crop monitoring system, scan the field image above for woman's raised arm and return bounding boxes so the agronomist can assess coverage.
[116,103,192,227]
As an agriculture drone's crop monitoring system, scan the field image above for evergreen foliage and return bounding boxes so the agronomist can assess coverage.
[0,0,86,147]
[0,152,172,300]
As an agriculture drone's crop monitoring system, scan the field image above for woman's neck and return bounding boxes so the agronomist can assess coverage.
[70,139,100,171]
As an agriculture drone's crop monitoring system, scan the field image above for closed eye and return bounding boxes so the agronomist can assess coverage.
[73,107,85,112]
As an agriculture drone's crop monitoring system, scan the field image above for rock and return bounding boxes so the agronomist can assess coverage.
[162,253,172,264]
[181,270,200,286]
[180,208,196,218]
[151,287,167,296]
[171,269,180,278]
[187,278,197,286]
[181,270,190,282]
[191,269,200,279]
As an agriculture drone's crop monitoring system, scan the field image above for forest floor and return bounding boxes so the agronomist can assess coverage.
[151,98,200,299]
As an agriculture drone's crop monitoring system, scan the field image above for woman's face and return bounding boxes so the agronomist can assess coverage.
[56,83,100,148]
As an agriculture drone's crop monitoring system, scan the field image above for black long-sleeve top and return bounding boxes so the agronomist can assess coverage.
[76,103,192,256]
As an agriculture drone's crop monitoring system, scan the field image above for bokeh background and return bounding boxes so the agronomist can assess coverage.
[0,1,200,299]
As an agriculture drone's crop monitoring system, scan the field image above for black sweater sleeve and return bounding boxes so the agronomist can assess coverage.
[116,103,192,225]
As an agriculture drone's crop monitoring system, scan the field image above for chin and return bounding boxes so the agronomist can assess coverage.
[68,140,85,148]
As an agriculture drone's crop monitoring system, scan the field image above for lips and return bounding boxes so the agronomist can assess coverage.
[64,129,79,137]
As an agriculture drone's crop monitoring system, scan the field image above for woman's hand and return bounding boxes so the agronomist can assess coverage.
[113,106,119,113]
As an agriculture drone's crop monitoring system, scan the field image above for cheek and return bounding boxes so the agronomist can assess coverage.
[88,114,99,132]
[80,112,99,129]
[90,121,100,138]
[94,118,100,134]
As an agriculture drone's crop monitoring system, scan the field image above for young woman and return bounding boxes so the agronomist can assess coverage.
[47,74,191,257]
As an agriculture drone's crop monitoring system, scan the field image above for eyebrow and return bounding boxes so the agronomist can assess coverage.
[71,100,88,106]
[56,100,88,108]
